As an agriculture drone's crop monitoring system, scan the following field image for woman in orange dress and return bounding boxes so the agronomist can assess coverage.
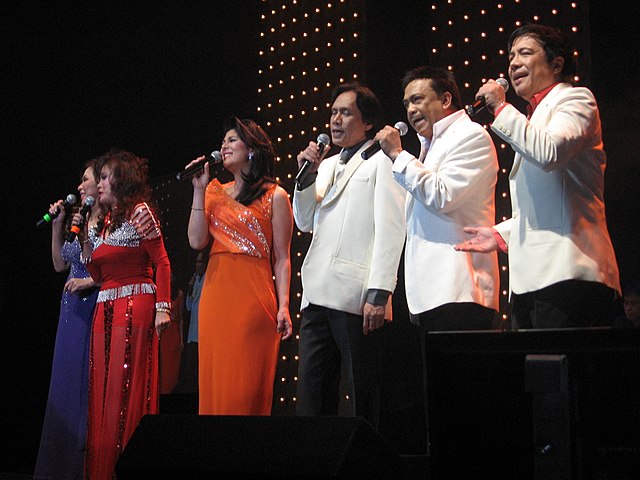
[186,117,293,415]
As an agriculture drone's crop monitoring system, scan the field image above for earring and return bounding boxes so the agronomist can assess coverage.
[248,151,254,161]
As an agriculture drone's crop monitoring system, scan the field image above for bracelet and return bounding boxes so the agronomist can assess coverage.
[156,307,171,314]
[191,206,204,211]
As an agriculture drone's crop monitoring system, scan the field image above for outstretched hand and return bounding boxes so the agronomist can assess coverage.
[454,226,499,253]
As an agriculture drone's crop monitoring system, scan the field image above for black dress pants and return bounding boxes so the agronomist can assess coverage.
[296,304,384,428]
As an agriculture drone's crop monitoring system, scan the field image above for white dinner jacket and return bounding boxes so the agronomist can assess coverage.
[293,140,406,315]
[492,83,620,295]
[392,110,500,314]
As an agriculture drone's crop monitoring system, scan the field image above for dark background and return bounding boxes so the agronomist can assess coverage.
[2,1,639,475]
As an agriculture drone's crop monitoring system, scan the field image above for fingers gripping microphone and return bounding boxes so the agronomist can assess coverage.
[466,78,510,116]
[176,151,223,181]
[36,194,77,227]
[67,196,95,243]
[295,133,331,188]
[361,122,409,160]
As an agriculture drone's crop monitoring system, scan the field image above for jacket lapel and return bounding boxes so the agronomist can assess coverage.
[509,83,568,179]
[323,140,373,207]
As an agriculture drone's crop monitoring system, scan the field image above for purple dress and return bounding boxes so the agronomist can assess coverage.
[34,238,97,480]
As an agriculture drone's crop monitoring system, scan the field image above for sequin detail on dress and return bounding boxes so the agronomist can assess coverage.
[207,181,273,259]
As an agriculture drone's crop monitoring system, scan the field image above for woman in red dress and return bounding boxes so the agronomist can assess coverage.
[80,149,171,479]
[186,118,293,415]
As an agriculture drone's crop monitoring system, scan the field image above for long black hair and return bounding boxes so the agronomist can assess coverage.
[223,117,277,206]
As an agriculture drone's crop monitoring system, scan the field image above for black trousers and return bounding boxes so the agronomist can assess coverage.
[412,302,499,457]
[511,280,618,330]
[295,304,384,428]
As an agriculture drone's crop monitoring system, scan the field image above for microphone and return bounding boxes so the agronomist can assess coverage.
[36,194,77,227]
[295,133,331,188]
[176,151,223,181]
[361,121,409,160]
[66,196,95,243]
[465,77,510,116]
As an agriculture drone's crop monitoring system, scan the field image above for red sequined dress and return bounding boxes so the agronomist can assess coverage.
[84,203,171,480]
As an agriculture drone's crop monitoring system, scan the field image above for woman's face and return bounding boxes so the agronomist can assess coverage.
[220,128,252,173]
[78,167,99,204]
[97,164,116,208]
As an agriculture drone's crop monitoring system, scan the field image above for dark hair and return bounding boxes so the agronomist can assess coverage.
[623,280,640,297]
[96,148,153,230]
[223,117,277,206]
[330,82,382,138]
[401,66,463,111]
[508,24,577,83]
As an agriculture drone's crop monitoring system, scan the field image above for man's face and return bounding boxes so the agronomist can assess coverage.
[330,90,371,148]
[508,35,562,101]
[402,78,449,140]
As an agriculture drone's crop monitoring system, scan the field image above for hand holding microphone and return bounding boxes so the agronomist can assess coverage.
[176,151,222,181]
[295,133,331,188]
[466,78,510,116]
[37,194,77,227]
[361,122,408,159]
[67,196,95,243]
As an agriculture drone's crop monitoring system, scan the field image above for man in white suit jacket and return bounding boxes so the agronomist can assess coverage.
[293,82,406,427]
[455,24,620,329]
[374,66,500,332]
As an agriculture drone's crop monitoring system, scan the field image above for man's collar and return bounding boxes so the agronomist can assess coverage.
[339,138,368,163]
[432,109,465,139]
[526,82,559,117]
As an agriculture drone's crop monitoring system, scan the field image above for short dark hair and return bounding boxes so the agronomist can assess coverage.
[96,148,153,228]
[508,24,577,83]
[401,66,463,110]
[331,82,382,138]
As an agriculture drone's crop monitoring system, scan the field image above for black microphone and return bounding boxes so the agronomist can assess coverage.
[465,78,510,116]
[67,196,95,243]
[36,194,77,227]
[176,151,223,181]
[361,122,409,160]
[295,133,331,188]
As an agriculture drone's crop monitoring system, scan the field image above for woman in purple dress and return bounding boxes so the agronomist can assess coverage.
[34,160,103,480]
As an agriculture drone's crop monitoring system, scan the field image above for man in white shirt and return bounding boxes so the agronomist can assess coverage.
[374,66,500,332]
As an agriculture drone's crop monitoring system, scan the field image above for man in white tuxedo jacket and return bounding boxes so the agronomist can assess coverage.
[373,66,500,332]
[456,24,620,329]
[293,82,406,427]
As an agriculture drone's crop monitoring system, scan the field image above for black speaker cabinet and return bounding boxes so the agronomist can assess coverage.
[116,414,410,479]
[424,328,640,480]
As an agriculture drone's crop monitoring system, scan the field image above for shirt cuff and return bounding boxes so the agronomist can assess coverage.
[492,228,508,253]
[391,150,414,173]
[366,289,391,306]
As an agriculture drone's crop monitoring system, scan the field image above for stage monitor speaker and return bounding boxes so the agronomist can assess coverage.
[424,328,640,480]
[116,414,410,479]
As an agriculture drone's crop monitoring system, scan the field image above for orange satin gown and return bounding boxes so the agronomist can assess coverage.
[198,179,280,415]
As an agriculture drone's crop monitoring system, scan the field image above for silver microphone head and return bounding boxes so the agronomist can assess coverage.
[394,121,409,136]
[84,195,95,207]
[66,194,78,205]
[316,133,331,147]
[210,150,223,163]
[496,77,510,92]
